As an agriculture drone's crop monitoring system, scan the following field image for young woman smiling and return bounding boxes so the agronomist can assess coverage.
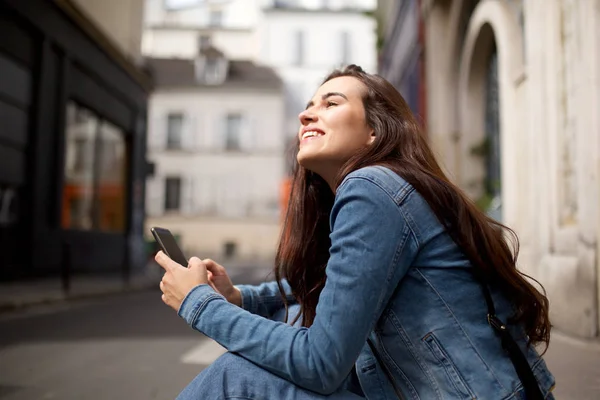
[156,65,555,400]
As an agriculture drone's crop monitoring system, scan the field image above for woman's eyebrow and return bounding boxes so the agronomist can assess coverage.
[305,92,348,109]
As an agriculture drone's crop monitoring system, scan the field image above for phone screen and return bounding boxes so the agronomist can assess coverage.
[151,227,188,267]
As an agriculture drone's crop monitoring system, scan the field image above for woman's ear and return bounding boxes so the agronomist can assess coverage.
[368,129,376,144]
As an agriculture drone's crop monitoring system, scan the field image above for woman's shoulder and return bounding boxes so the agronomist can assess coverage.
[339,165,414,204]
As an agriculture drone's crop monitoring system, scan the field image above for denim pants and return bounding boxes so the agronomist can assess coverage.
[176,304,365,400]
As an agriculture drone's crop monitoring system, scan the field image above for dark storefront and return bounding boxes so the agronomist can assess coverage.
[0,0,150,281]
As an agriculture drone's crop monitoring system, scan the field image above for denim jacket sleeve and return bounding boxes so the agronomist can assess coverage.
[235,279,297,318]
[177,173,419,395]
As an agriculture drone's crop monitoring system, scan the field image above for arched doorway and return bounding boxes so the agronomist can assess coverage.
[458,21,501,218]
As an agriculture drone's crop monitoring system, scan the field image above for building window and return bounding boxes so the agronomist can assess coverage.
[209,9,223,26]
[72,137,91,174]
[164,177,182,211]
[62,101,127,232]
[164,0,199,10]
[225,113,242,151]
[205,58,221,84]
[166,113,183,149]
[194,56,227,85]
[275,0,297,7]
[340,31,351,65]
[198,34,212,52]
[293,30,304,66]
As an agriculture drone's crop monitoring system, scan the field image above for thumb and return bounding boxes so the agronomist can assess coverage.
[155,251,177,271]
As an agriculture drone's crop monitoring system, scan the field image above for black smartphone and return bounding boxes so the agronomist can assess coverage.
[150,227,189,267]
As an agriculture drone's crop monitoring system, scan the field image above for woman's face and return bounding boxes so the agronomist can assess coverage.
[296,76,374,182]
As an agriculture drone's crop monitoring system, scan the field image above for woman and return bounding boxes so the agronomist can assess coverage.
[156,65,555,399]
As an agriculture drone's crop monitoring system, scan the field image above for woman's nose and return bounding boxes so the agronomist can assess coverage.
[298,109,317,125]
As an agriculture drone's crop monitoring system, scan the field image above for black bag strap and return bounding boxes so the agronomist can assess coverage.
[480,283,545,400]
[365,281,545,400]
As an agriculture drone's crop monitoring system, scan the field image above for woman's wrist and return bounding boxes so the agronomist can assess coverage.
[230,286,242,307]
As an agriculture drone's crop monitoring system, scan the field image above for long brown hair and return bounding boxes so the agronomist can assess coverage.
[275,65,550,349]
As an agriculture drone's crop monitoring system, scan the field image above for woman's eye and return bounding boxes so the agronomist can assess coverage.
[326,101,337,107]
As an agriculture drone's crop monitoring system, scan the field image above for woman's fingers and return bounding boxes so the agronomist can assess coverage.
[203,259,225,274]
[206,271,218,291]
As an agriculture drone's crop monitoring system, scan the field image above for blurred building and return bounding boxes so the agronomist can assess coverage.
[142,0,262,61]
[142,0,285,261]
[377,0,426,121]
[260,0,378,138]
[380,0,600,339]
[0,0,150,281]
[141,0,378,260]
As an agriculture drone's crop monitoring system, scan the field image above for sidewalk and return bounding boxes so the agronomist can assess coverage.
[545,331,600,399]
[0,260,274,314]
[0,270,159,314]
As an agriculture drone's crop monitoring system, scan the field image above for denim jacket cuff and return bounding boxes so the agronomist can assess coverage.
[178,284,225,325]
[235,284,257,314]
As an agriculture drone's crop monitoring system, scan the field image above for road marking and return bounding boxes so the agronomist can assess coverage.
[180,339,227,365]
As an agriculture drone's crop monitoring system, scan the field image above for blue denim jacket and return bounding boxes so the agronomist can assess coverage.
[178,166,555,399]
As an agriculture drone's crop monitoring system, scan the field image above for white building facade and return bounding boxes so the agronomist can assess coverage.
[259,0,378,137]
[142,0,379,260]
[144,57,285,261]
[142,0,286,261]
[142,0,263,60]
[407,0,600,339]
[143,0,379,139]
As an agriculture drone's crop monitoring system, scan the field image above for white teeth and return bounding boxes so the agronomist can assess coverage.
[302,131,323,139]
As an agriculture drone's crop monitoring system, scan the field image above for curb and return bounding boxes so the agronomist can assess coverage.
[0,282,157,315]
[0,265,271,316]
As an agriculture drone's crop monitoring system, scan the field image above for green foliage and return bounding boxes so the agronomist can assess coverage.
[475,191,493,211]
[470,136,490,158]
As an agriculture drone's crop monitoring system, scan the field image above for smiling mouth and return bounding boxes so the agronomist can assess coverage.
[301,130,324,140]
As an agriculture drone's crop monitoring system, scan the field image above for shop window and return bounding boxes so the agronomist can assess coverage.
[62,101,128,232]
[97,120,127,232]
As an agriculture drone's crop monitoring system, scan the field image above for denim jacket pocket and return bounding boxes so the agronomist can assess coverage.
[422,333,476,400]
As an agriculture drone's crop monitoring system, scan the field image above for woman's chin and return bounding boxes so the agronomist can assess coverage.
[297,154,319,173]
[296,150,313,166]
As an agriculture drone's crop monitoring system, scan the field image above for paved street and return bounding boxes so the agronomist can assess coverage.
[0,290,202,400]
[0,265,272,400]
[0,265,598,400]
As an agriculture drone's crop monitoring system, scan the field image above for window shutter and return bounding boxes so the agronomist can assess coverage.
[147,115,166,150]
[181,175,194,215]
[145,176,164,217]
[182,114,196,151]
[240,114,253,152]
[220,114,228,151]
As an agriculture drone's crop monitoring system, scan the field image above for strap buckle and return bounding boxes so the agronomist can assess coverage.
[487,314,507,332]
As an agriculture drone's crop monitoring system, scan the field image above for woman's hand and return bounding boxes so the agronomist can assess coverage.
[203,259,242,307]
[155,251,208,311]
